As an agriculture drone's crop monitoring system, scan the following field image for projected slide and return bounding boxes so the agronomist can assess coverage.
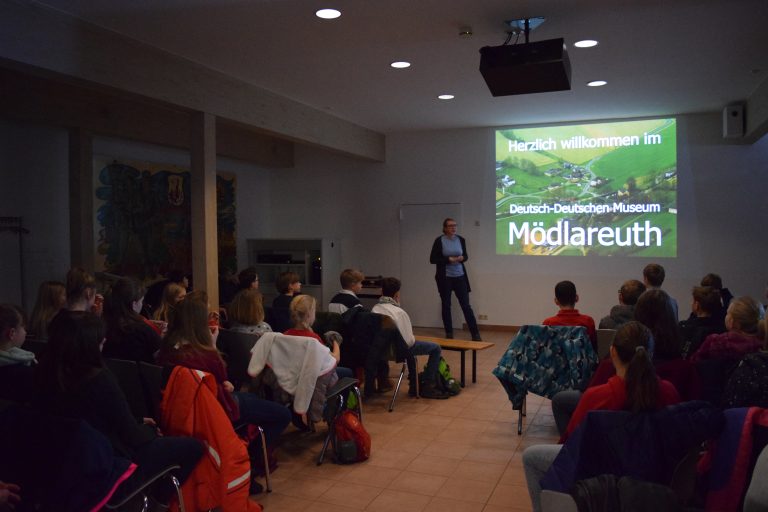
[495,118,677,257]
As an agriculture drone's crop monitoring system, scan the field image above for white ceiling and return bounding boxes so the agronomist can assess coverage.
[35,0,768,133]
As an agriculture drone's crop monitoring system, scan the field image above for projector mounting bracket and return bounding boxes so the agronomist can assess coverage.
[504,17,545,44]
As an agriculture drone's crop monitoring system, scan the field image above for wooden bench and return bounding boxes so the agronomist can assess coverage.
[415,336,495,387]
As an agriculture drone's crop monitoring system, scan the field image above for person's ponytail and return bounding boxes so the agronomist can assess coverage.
[612,321,659,413]
[624,345,659,412]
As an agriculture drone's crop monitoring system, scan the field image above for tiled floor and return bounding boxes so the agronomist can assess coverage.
[253,328,559,512]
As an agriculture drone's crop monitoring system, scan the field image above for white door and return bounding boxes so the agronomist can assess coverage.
[399,203,462,328]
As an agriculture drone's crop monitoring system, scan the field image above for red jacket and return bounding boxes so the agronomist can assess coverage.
[543,309,597,351]
[160,366,261,512]
[564,375,681,441]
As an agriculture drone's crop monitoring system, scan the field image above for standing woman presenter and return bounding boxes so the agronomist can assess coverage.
[430,218,481,341]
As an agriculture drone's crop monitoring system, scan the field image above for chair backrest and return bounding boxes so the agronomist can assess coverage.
[22,337,48,358]
[696,357,741,406]
[137,361,167,420]
[217,328,260,390]
[337,309,387,368]
[265,306,291,333]
[313,312,345,337]
[0,364,35,404]
[655,358,701,402]
[596,329,616,359]
[104,358,150,418]
[494,325,598,400]
[250,332,338,417]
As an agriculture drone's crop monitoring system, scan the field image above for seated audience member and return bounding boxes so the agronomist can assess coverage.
[266,272,300,333]
[35,310,203,504]
[238,267,259,291]
[286,295,353,380]
[0,304,33,367]
[680,285,726,357]
[65,267,101,315]
[371,277,449,399]
[153,282,187,324]
[542,280,597,351]
[635,289,684,360]
[631,289,699,401]
[102,277,162,362]
[599,279,646,330]
[643,263,679,320]
[28,280,66,339]
[228,289,272,336]
[700,273,734,325]
[156,295,290,491]
[523,321,681,512]
[143,269,188,317]
[690,296,763,362]
[272,271,301,310]
[0,304,35,404]
[328,268,365,315]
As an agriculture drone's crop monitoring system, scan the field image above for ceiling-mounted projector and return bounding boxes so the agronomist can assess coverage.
[479,17,571,96]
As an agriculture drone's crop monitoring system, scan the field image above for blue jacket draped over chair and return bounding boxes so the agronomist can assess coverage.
[493,325,598,408]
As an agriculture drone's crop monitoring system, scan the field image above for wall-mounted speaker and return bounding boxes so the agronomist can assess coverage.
[723,104,745,139]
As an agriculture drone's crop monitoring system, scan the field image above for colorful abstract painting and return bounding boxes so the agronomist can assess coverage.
[93,157,236,280]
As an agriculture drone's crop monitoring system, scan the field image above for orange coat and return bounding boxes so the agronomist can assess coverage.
[160,366,262,512]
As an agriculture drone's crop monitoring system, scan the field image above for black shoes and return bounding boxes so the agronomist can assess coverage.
[249,478,264,495]
[445,332,454,339]
[471,334,483,341]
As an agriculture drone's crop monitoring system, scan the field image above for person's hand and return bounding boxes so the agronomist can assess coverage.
[331,341,341,362]
[142,417,163,435]
[0,481,21,507]
[210,325,220,345]
[456,255,464,262]
[223,380,234,393]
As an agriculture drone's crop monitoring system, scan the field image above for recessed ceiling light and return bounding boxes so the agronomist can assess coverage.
[438,94,455,100]
[390,61,411,69]
[574,39,598,48]
[315,8,341,19]
[587,80,607,87]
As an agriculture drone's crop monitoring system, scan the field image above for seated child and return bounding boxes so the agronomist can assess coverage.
[328,269,365,315]
[272,271,301,310]
[372,278,449,399]
[542,281,597,351]
[690,296,763,362]
[28,281,66,339]
[0,304,35,403]
[0,304,34,367]
[599,279,645,330]
[228,289,273,336]
[286,295,353,381]
[679,285,726,357]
